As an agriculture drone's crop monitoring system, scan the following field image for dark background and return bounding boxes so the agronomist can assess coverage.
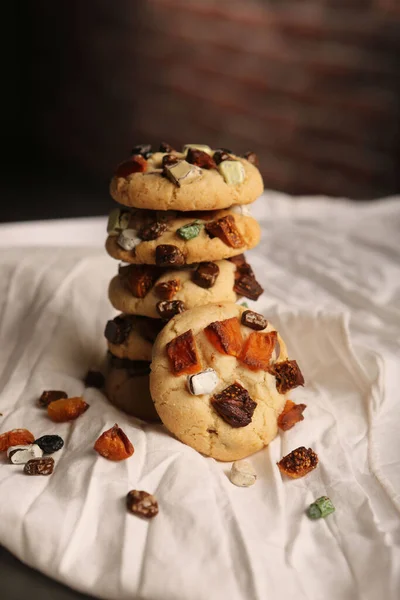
[2,0,400,222]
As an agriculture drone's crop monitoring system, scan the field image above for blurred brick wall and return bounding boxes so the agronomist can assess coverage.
[32,0,400,198]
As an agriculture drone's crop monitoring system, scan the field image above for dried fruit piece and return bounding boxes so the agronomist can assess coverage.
[278,400,307,431]
[154,279,180,300]
[115,155,147,177]
[38,390,68,408]
[159,142,175,152]
[24,457,55,476]
[186,148,217,169]
[94,424,134,461]
[138,221,168,241]
[34,435,64,454]
[243,151,259,166]
[205,215,245,249]
[166,329,201,376]
[163,160,202,186]
[104,315,133,344]
[229,460,257,487]
[193,262,220,289]
[241,310,268,331]
[204,317,243,357]
[125,264,159,298]
[156,300,186,321]
[176,220,203,241]
[84,370,105,389]
[0,429,35,452]
[307,497,335,520]
[187,368,219,395]
[211,382,257,428]
[155,244,185,267]
[277,447,318,479]
[234,272,263,300]
[47,397,89,423]
[127,490,159,518]
[269,360,305,394]
[239,331,277,371]
[8,444,43,464]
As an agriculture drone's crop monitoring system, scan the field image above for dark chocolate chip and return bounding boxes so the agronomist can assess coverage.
[104,315,133,345]
[211,382,257,428]
[138,221,168,241]
[241,310,268,331]
[131,144,152,158]
[213,150,231,165]
[156,300,186,321]
[38,390,68,408]
[155,245,185,267]
[193,262,220,289]
[234,273,263,301]
[84,370,105,389]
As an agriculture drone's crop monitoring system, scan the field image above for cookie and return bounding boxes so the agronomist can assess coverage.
[108,260,237,319]
[150,303,304,461]
[105,207,261,265]
[110,148,263,212]
[104,314,163,361]
[105,358,160,423]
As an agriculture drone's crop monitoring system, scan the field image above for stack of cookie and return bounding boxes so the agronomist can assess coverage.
[103,143,265,423]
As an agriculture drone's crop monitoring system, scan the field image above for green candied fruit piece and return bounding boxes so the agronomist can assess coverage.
[240,302,249,308]
[177,220,203,241]
[307,496,335,520]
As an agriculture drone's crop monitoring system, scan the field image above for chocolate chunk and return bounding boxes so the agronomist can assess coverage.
[108,352,152,376]
[159,142,175,152]
[234,267,263,300]
[241,310,268,331]
[213,150,231,165]
[162,154,180,168]
[125,265,159,298]
[186,148,217,169]
[127,490,159,518]
[84,370,105,389]
[218,160,245,185]
[24,457,55,476]
[138,221,168,241]
[38,390,68,408]
[211,382,257,428]
[154,279,181,300]
[193,262,220,288]
[243,151,259,166]
[115,155,147,177]
[163,160,202,187]
[228,254,247,267]
[104,315,133,345]
[269,360,305,394]
[155,245,185,267]
[131,144,152,158]
[205,215,245,248]
[156,300,186,321]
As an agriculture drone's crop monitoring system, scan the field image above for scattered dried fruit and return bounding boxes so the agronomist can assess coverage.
[84,370,105,389]
[24,457,55,476]
[186,148,217,169]
[277,447,318,479]
[166,329,201,376]
[115,155,147,177]
[155,245,185,267]
[38,390,68,408]
[307,496,335,519]
[104,315,133,345]
[204,317,243,357]
[125,264,159,298]
[34,435,64,454]
[0,429,35,452]
[127,490,159,518]
[138,221,168,241]
[156,300,186,321]
[187,368,219,395]
[47,397,89,423]
[229,460,257,487]
[154,279,181,300]
[205,215,245,249]
[241,310,267,331]
[269,360,305,394]
[193,262,220,288]
[239,331,277,371]
[94,424,134,461]
[211,382,257,428]
[278,400,307,431]
[243,151,259,166]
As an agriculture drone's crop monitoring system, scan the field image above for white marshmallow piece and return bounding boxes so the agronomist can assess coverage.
[229,460,257,487]
[117,228,141,251]
[188,368,219,396]
[8,444,43,464]
[230,204,252,217]
[107,208,130,236]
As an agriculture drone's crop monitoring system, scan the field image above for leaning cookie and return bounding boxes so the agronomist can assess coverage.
[105,207,260,266]
[104,314,163,361]
[108,260,238,320]
[150,303,305,461]
[110,144,263,212]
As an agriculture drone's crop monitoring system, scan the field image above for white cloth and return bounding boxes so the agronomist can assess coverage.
[0,192,399,600]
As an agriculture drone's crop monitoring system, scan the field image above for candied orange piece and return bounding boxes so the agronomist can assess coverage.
[126,265,159,298]
[94,423,134,461]
[239,331,277,371]
[277,400,307,431]
[204,317,243,357]
[47,397,89,422]
[277,447,318,479]
[0,428,35,452]
[166,329,201,376]
[205,215,245,248]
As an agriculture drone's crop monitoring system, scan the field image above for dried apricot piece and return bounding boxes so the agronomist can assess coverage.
[205,215,245,248]
[154,279,181,300]
[277,400,307,431]
[277,447,318,479]
[47,397,89,422]
[115,155,147,177]
[239,331,277,371]
[124,265,159,298]
[0,429,35,452]
[204,317,243,357]
[166,329,201,376]
[94,424,134,461]
[269,360,305,394]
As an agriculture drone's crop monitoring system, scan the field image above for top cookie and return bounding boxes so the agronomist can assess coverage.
[110,144,264,211]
